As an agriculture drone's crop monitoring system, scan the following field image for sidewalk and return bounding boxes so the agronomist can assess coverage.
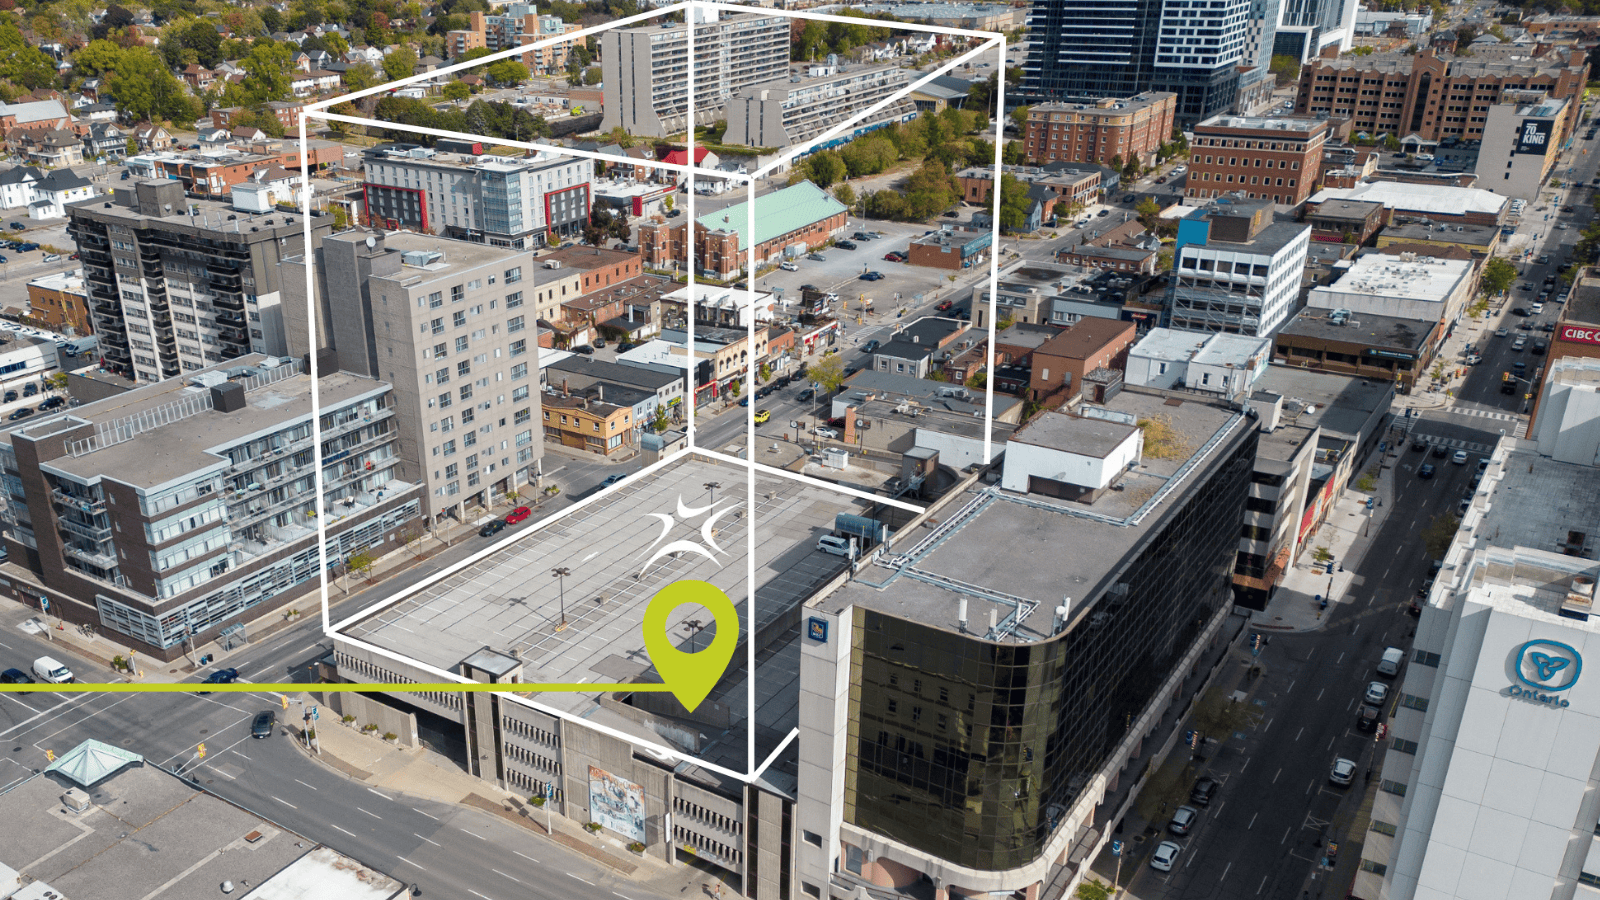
[289,709,736,898]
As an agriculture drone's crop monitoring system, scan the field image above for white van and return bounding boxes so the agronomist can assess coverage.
[32,655,74,683]
[1377,647,1404,677]
[816,535,854,558]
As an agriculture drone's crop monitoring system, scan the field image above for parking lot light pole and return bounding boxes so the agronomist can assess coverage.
[704,481,720,505]
[551,567,571,632]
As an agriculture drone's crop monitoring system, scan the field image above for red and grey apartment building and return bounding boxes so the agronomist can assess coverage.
[361,143,591,250]
[1293,48,1589,143]
[1184,114,1331,208]
[1022,92,1177,168]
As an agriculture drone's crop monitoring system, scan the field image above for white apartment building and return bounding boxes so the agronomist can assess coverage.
[600,11,791,138]
[361,145,591,249]
[285,231,543,520]
[723,63,920,149]
[1307,253,1475,331]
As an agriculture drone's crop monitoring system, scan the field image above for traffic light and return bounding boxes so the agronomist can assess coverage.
[45,749,54,762]
[281,695,289,710]
[197,743,206,759]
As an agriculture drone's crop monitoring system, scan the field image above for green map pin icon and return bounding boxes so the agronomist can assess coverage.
[642,580,739,713]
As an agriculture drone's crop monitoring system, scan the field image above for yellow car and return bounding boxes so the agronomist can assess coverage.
[753,409,771,425]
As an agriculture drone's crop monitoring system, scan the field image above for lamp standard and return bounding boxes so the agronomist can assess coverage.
[704,481,721,505]
[683,618,704,652]
[551,566,571,632]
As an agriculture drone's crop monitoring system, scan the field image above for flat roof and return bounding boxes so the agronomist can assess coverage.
[0,761,359,900]
[1254,365,1394,440]
[547,355,686,392]
[1309,182,1508,217]
[375,230,530,274]
[539,244,640,271]
[1318,253,1472,300]
[1008,410,1136,457]
[1310,199,1384,220]
[1381,222,1499,246]
[1201,221,1309,256]
[1276,307,1435,353]
[8,356,389,490]
[1476,444,1600,558]
[1563,268,1600,326]
[1030,92,1176,116]
[340,453,863,772]
[1197,114,1326,133]
[1131,328,1210,362]
[816,388,1249,637]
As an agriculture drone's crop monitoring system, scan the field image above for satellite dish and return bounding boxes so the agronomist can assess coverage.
[366,235,376,248]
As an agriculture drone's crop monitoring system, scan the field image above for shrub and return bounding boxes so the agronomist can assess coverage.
[584,822,602,833]
[342,714,357,724]
[628,841,646,853]
[383,732,397,741]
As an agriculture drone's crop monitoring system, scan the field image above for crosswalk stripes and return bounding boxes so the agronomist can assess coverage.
[1417,435,1497,455]
[1448,406,1521,423]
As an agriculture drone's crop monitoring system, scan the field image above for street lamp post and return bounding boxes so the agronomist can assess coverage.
[683,618,703,652]
[704,481,720,505]
[551,566,571,632]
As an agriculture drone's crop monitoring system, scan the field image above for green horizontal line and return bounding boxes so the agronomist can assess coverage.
[0,682,676,694]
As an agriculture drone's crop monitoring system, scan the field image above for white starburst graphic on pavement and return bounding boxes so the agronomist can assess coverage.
[639,495,737,573]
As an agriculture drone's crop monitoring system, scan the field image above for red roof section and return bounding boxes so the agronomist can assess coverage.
[661,147,710,166]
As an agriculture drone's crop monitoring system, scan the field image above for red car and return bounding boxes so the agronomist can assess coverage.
[936,301,954,311]
[884,252,904,262]
[504,506,532,525]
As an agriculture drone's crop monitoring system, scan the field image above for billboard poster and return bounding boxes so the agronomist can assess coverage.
[1517,119,1553,155]
[588,766,646,842]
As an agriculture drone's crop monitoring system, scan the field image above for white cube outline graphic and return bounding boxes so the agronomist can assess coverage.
[297,0,1008,783]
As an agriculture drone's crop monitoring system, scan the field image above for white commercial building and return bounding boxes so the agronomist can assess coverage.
[1307,253,1475,328]
[1307,182,1511,222]
[1359,438,1600,900]
[1125,328,1271,396]
[999,408,1143,494]
[1167,202,1311,337]
[1533,357,1600,464]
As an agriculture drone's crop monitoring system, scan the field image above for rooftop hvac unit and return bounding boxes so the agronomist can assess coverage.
[62,788,91,812]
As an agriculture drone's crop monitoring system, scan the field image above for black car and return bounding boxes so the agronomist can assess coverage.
[601,473,627,487]
[1534,340,1547,355]
[1357,704,1381,732]
[837,240,858,251]
[1189,776,1219,807]
[1512,306,1530,317]
[799,284,819,293]
[852,232,874,241]
[618,342,638,352]
[22,383,36,397]
[38,396,64,410]
[1431,444,1448,458]
[0,667,33,684]
[6,407,33,421]
[479,519,507,537]
[251,710,276,739]
[942,210,960,218]
[1122,194,1136,203]
[1419,464,1436,479]
[1097,209,1111,217]
[198,667,239,695]
[860,271,884,281]
[2,390,15,403]
[570,344,595,355]
[1411,437,1427,451]
[862,339,881,353]
[593,338,606,348]
[5,222,23,231]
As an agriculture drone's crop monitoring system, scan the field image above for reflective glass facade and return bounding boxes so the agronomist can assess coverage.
[845,427,1258,871]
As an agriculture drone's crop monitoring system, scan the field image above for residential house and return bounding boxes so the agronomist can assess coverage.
[0,166,96,219]
[19,129,84,167]
[290,69,342,97]
[871,316,971,379]
[76,103,118,124]
[180,65,216,91]
[83,122,128,160]
[130,123,174,152]
[196,126,232,147]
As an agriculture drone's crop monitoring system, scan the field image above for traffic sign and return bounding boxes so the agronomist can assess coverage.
[311,706,319,720]
[1111,840,1123,857]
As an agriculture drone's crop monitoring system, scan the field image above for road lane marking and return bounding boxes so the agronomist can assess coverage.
[514,851,539,863]
[368,788,393,800]
[1295,727,1303,741]
[1240,758,1249,773]
[615,894,637,900]
[469,891,496,900]
[234,752,251,760]
[358,808,381,819]
[396,856,423,870]
[1353,623,1360,636]
[273,797,297,809]
[1257,874,1269,895]
[332,824,356,837]
[1273,768,1281,784]
[1220,862,1232,882]
[1263,717,1273,732]
[415,834,441,846]
[493,870,522,884]
[462,829,487,840]
[1316,688,1324,701]
[1281,827,1291,844]
[569,875,593,885]
[1248,812,1257,830]
[413,807,437,819]
[294,779,318,790]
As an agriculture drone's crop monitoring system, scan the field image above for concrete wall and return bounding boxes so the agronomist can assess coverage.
[327,689,420,748]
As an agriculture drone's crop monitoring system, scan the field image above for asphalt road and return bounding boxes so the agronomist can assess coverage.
[1121,426,1482,900]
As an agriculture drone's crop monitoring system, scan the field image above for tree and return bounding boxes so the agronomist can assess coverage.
[1008,104,1030,133]
[1269,54,1300,87]
[833,183,856,211]
[604,125,635,148]
[1422,513,1460,560]
[343,62,377,92]
[43,372,69,394]
[1002,141,1024,165]
[239,40,295,103]
[1135,196,1161,225]
[485,59,529,86]
[107,47,201,124]
[383,45,417,83]
[652,406,669,432]
[809,353,847,395]
[662,195,674,211]
[347,551,376,581]
[1481,257,1518,296]
[993,173,1032,232]
[804,150,847,189]
[901,160,959,221]
[72,39,126,76]
[1075,880,1112,900]
[0,20,58,89]
[442,81,471,102]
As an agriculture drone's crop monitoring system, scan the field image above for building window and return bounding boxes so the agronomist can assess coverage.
[1413,650,1440,667]
[1390,738,1419,754]
[1380,780,1407,796]
[1360,860,1388,876]
[1400,694,1428,712]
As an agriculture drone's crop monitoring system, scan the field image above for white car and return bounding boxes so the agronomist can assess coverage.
[779,261,798,272]
[1495,328,1509,338]
[812,426,840,440]
[1329,757,1357,786]
[1150,841,1182,871]
[1452,450,1468,465]
[1365,681,1389,705]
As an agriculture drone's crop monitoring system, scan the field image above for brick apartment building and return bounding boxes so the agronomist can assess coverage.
[637,181,846,278]
[1184,114,1331,207]
[1293,49,1589,143]
[1029,318,1137,402]
[211,101,307,133]
[1022,93,1177,168]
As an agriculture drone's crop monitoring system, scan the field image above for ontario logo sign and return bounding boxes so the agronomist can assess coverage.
[1507,639,1582,708]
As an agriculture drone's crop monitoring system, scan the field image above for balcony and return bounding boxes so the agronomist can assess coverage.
[63,544,118,570]
[52,487,107,514]
[101,331,129,348]
[215,311,245,326]
[213,292,246,312]
[58,516,112,543]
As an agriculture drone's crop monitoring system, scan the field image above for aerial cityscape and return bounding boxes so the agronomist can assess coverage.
[0,0,1596,899]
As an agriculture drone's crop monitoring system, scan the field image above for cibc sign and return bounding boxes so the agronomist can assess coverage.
[1559,324,1600,347]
